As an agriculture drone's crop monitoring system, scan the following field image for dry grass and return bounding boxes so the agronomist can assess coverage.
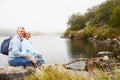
[24,64,120,80]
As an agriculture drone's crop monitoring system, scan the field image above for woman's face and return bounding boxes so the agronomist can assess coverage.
[24,33,31,40]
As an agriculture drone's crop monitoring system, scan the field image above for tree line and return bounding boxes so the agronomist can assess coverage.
[67,0,120,31]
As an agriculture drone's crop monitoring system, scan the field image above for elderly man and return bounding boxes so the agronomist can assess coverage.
[8,27,37,66]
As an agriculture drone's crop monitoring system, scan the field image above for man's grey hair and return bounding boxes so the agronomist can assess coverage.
[17,26,25,30]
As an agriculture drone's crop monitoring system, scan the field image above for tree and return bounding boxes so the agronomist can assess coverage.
[86,0,120,26]
[66,0,120,31]
[109,5,120,28]
[67,13,85,31]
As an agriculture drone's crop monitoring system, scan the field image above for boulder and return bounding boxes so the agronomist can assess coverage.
[0,66,31,80]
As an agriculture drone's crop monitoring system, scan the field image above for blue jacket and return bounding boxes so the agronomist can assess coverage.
[21,38,38,58]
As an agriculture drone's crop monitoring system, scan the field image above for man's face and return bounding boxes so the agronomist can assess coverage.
[17,28,25,38]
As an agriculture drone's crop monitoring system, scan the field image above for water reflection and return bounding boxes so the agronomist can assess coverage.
[0,36,113,66]
[66,39,112,60]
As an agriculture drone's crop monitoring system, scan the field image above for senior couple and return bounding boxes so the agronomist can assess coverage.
[8,27,44,67]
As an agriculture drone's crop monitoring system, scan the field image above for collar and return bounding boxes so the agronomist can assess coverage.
[15,34,23,40]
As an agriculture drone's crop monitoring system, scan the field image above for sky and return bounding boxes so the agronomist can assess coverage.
[0,0,106,34]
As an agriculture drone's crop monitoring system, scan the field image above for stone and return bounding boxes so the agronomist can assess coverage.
[0,66,31,80]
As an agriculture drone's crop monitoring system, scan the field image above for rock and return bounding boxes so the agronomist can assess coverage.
[0,66,31,80]
[0,64,65,80]
[103,55,109,61]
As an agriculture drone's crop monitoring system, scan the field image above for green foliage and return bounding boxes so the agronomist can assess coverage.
[109,5,120,28]
[93,27,119,39]
[83,26,97,37]
[67,13,85,31]
[66,0,120,32]
[65,0,120,39]
[87,0,120,26]
[64,26,120,39]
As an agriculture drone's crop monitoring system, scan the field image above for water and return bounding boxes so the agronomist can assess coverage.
[0,35,112,66]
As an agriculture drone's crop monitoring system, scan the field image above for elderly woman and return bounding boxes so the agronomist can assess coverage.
[21,30,45,66]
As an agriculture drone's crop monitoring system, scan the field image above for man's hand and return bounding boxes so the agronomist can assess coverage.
[26,54,32,59]
[26,54,37,64]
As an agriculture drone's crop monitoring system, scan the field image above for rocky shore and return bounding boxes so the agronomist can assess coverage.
[62,32,120,52]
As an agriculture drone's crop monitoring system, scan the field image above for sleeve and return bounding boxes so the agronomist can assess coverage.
[12,38,26,57]
[21,41,27,56]
[33,52,38,57]
[31,45,39,56]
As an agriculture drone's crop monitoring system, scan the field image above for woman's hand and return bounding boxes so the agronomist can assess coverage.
[38,53,42,58]
[30,59,37,64]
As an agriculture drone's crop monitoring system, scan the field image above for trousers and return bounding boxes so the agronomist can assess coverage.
[8,57,45,66]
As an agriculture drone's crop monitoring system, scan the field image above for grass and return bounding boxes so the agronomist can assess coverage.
[24,64,120,80]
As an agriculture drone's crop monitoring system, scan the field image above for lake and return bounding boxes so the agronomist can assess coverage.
[0,35,112,66]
